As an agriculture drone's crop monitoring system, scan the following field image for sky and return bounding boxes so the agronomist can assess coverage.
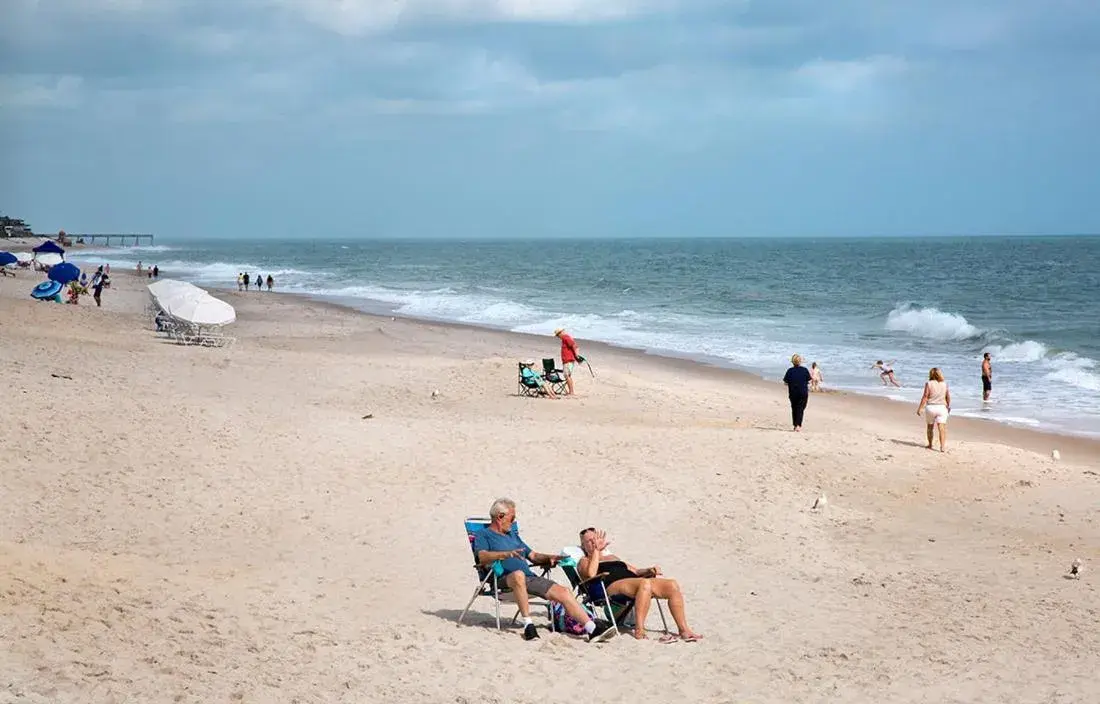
[2,0,1099,240]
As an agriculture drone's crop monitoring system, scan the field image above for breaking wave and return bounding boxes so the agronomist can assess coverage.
[885,304,982,341]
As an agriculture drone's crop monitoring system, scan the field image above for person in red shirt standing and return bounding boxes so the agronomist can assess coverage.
[555,327,580,395]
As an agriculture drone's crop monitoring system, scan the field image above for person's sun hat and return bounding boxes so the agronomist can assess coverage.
[554,328,564,336]
[524,359,535,366]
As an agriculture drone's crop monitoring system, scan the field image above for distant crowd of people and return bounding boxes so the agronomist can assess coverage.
[783,352,996,451]
[237,272,274,292]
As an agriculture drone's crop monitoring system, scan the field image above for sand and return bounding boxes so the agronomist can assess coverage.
[1,269,1098,704]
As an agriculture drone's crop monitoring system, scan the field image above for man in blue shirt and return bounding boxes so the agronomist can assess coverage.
[474,498,614,642]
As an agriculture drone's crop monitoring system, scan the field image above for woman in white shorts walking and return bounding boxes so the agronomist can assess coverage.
[916,367,951,452]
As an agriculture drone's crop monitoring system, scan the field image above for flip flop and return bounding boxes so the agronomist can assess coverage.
[679,634,703,643]
[658,634,679,644]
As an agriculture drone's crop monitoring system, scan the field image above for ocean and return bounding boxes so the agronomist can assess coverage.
[67,236,1100,439]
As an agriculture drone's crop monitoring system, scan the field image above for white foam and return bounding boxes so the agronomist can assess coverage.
[984,340,1049,362]
[886,304,983,341]
[1044,354,1100,392]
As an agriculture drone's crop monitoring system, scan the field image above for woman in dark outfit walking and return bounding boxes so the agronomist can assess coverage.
[782,354,812,431]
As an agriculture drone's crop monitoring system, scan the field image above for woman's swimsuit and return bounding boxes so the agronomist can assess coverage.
[598,560,638,586]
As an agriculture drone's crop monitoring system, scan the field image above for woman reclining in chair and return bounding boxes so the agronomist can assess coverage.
[577,527,702,642]
[520,360,558,399]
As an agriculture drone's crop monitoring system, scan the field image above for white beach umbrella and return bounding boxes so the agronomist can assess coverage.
[148,279,204,307]
[35,252,63,267]
[162,292,236,326]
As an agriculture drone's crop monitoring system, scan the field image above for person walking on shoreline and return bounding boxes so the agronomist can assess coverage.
[981,352,993,401]
[554,328,580,395]
[783,354,812,432]
[917,367,952,452]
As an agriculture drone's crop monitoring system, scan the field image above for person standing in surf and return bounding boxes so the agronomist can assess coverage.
[810,362,824,392]
[783,354,812,431]
[871,360,902,387]
[555,328,579,396]
[981,352,993,401]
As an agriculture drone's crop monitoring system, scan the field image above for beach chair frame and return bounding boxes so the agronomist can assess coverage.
[541,358,568,395]
[560,549,668,637]
[457,517,556,632]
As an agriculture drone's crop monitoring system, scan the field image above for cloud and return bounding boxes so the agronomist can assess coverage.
[276,0,688,35]
[0,75,84,109]
[795,55,909,94]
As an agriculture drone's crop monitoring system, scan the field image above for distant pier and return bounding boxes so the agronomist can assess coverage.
[66,233,155,247]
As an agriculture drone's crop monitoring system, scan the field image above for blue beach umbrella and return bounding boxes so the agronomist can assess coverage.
[48,262,81,284]
[31,280,63,300]
[0,251,17,266]
[32,240,65,256]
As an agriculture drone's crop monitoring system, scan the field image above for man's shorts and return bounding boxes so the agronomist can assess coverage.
[982,376,992,392]
[563,361,576,378]
[514,572,557,598]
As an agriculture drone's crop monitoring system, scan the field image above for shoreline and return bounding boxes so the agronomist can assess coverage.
[11,251,1100,454]
[208,280,1100,460]
[54,243,1100,443]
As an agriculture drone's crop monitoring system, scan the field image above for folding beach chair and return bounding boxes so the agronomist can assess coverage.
[517,363,548,398]
[541,358,568,396]
[457,517,556,631]
[559,546,668,637]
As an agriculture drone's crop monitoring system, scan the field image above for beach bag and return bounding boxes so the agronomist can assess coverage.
[552,602,598,635]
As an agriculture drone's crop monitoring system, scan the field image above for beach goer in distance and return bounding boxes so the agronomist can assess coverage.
[266,274,274,291]
[782,354,812,431]
[152,265,159,278]
[916,367,952,452]
[810,362,824,392]
[137,261,143,274]
[520,360,558,399]
[243,272,250,291]
[93,272,110,308]
[871,360,902,387]
[554,327,580,396]
[981,352,993,401]
[578,527,702,643]
[237,273,243,291]
[473,498,615,643]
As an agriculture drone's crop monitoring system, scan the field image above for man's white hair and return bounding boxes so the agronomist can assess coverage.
[489,497,516,519]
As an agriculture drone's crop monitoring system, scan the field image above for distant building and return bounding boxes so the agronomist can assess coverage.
[1,215,33,238]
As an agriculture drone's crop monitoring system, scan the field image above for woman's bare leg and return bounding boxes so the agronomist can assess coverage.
[926,423,934,449]
[649,578,701,638]
[607,578,654,638]
[938,423,947,452]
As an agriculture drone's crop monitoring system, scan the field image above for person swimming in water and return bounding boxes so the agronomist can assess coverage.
[871,360,902,387]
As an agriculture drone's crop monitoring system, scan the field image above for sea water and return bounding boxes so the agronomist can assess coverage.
[67,236,1100,438]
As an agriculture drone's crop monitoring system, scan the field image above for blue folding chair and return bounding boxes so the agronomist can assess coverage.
[456,517,556,631]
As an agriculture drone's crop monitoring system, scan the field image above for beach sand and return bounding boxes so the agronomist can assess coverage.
[2,271,1098,703]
